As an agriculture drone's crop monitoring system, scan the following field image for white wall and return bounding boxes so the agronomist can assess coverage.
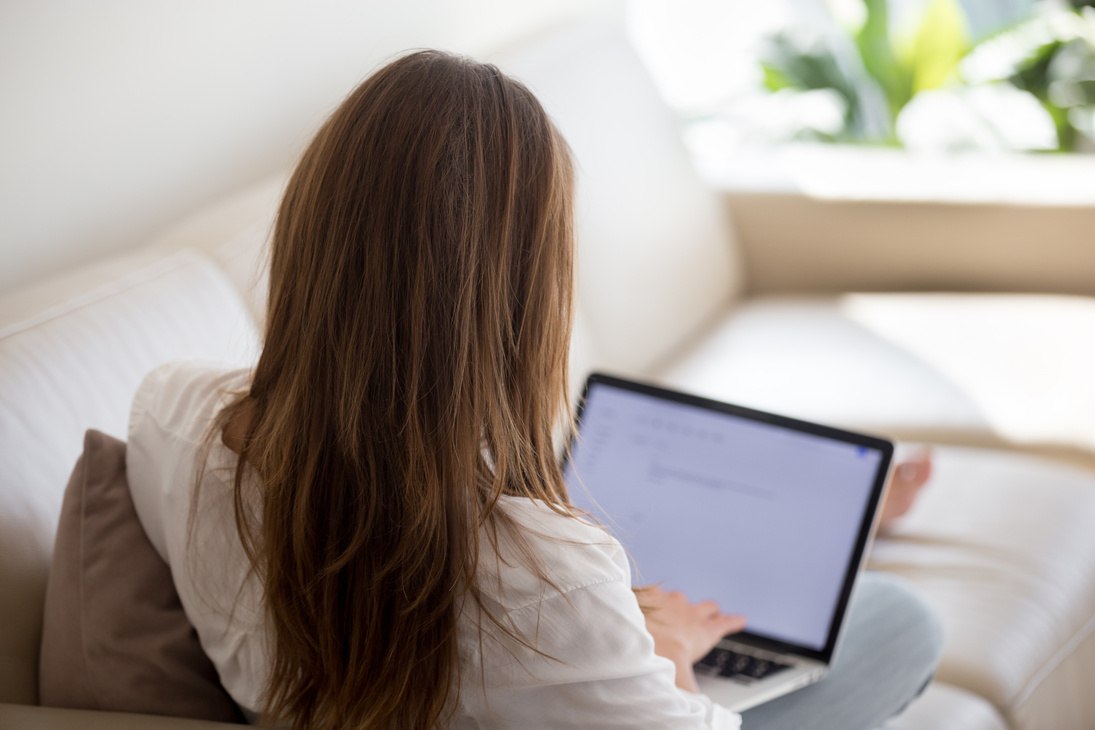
[0,0,615,294]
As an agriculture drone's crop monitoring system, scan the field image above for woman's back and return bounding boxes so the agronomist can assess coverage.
[127,359,738,727]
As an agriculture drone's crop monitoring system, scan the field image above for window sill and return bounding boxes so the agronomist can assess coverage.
[688,140,1095,208]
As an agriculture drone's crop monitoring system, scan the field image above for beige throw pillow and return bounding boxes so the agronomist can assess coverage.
[38,429,243,723]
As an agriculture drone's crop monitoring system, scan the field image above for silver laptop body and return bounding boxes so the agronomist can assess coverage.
[562,373,894,712]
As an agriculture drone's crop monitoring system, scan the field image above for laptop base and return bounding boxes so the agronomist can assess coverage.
[696,642,828,713]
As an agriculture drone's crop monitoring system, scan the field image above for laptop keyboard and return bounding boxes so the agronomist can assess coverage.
[695,646,792,683]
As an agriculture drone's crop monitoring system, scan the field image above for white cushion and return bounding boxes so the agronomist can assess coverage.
[0,248,260,703]
[661,297,986,429]
[869,446,1095,729]
[842,293,1095,450]
[496,21,743,376]
[147,171,286,326]
[661,294,1095,453]
[885,681,1009,730]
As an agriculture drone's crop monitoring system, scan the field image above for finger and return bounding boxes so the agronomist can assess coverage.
[896,460,930,487]
[696,600,720,617]
[896,461,916,482]
[665,590,688,608]
[716,614,747,636]
[908,448,933,474]
[918,452,933,481]
[634,585,666,608]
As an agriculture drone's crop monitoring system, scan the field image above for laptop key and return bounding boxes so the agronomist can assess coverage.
[729,653,750,674]
[697,647,792,682]
[697,649,723,671]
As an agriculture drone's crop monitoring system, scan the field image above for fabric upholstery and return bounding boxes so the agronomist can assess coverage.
[661,294,1095,455]
[496,21,744,376]
[0,248,260,704]
[661,296,987,432]
[39,430,242,722]
[1009,621,1095,730]
[0,702,241,730]
[869,446,1095,730]
[884,682,1010,730]
[145,171,287,328]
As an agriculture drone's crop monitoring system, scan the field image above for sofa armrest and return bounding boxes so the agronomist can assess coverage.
[0,704,243,730]
[726,191,1095,297]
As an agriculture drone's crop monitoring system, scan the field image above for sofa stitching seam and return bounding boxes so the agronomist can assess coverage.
[1008,608,1095,711]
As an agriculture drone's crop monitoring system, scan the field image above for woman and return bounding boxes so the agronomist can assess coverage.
[126,51,940,730]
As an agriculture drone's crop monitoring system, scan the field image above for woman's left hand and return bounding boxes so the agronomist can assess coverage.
[880,448,933,529]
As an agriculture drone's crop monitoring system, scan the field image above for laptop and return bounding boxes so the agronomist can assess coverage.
[561,373,894,712]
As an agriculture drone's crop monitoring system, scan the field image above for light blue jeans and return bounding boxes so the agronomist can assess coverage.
[741,572,944,730]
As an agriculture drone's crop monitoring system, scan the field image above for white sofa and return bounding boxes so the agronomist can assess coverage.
[4,20,1095,730]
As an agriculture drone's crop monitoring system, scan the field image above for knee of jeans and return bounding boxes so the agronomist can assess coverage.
[867,571,945,669]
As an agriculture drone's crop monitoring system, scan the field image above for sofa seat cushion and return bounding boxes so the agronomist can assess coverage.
[884,681,1009,730]
[0,248,260,704]
[869,445,1095,730]
[659,294,1095,456]
[0,703,242,730]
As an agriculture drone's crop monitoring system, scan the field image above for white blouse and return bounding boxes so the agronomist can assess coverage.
[126,360,740,729]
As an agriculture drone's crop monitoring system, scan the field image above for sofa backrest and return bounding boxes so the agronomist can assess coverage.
[0,249,260,704]
[496,20,744,377]
[187,21,747,387]
[0,18,743,703]
[76,18,747,390]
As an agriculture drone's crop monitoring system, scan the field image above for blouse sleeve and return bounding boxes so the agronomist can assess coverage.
[463,574,741,729]
[126,361,178,561]
[125,360,272,714]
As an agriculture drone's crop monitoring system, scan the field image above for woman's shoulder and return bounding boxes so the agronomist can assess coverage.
[125,359,250,560]
[129,359,251,447]
[477,497,631,611]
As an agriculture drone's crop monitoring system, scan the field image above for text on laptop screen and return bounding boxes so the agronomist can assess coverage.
[563,381,883,652]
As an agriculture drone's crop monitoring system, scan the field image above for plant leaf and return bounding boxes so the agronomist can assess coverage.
[761,62,797,92]
[855,0,912,119]
[898,0,971,93]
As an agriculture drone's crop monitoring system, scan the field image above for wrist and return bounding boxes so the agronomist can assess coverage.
[654,638,700,693]
[672,660,700,694]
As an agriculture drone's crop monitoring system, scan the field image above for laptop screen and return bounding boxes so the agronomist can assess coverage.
[563,374,892,659]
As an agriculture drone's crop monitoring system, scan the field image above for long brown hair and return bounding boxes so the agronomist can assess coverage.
[213,51,576,729]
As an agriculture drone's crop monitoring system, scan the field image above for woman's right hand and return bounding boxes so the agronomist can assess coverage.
[634,586,747,694]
